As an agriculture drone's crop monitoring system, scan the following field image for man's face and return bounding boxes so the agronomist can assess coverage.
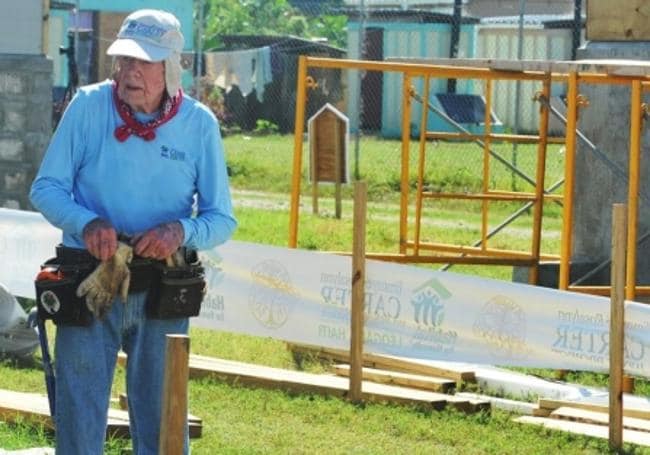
[115,56,166,114]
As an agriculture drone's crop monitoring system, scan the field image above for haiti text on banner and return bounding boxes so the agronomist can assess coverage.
[1,207,649,377]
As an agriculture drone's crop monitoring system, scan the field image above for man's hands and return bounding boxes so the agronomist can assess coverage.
[132,221,184,260]
[82,219,184,262]
[83,218,118,261]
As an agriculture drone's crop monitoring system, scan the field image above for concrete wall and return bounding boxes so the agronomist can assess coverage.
[0,0,43,54]
[572,42,650,284]
[0,55,52,209]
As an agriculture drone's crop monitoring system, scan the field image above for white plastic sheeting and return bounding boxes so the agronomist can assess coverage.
[2,208,649,377]
[0,282,38,358]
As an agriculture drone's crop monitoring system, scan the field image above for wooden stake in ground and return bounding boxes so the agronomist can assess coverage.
[609,203,626,451]
[349,181,367,402]
[159,334,190,454]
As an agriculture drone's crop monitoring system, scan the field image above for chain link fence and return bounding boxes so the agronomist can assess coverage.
[191,1,581,198]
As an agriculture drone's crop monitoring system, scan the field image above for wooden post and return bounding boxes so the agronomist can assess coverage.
[334,120,342,219]
[609,203,626,451]
[310,125,319,215]
[349,181,367,403]
[159,334,190,455]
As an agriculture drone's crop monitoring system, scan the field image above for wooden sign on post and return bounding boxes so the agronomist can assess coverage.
[308,103,349,219]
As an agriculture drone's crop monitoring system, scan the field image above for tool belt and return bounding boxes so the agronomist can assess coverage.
[34,245,206,326]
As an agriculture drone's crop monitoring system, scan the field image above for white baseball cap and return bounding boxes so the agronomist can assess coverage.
[106,9,184,62]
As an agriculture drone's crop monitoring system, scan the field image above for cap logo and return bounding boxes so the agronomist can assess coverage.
[122,20,166,41]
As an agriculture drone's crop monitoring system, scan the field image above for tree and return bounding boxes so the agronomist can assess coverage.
[200,0,346,50]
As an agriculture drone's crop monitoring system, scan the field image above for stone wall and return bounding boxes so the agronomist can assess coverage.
[0,55,52,209]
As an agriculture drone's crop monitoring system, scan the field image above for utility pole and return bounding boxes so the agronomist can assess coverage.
[572,0,582,60]
[447,0,463,93]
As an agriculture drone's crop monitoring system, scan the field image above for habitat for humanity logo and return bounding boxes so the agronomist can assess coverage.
[199,251,226,323]
[411,277,451,326]
[409,277,457,354]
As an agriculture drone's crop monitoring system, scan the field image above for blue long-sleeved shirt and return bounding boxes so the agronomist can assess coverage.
[30,80,237,250]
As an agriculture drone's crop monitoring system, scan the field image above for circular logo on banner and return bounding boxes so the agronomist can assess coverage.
[248,259,294,329]
[40,290,61,315]
[473,295,527,360]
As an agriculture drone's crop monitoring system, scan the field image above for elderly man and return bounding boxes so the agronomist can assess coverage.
[30,9,236,454]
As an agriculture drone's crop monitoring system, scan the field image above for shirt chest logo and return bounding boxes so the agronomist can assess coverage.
[160,145,186,161]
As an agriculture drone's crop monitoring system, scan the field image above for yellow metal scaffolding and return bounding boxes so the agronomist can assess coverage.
[289,56,650,296]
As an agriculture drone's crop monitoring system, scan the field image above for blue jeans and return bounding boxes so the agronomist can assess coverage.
[53,291,189,454]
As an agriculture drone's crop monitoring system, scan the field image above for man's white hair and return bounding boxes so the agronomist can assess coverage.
[165,52,182,97]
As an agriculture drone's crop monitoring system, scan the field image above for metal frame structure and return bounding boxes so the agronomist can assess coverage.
[289,56,650,296]
[559,73,650,298]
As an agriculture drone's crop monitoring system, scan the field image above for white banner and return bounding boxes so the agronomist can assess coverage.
[2,208,649,377]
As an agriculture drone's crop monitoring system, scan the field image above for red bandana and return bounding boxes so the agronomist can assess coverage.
[112,82,182,142]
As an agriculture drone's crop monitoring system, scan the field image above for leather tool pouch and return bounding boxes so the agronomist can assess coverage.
[128,257,156,293]
[146,256,206,320]
[34,255,96,327]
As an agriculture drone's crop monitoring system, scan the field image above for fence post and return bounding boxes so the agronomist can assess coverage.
[609,203,626,450]
[349,181,367,402]
[159,334,190,455]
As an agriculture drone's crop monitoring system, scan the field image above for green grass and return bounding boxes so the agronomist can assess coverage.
[223,134,565,204]
[5,134,646,453]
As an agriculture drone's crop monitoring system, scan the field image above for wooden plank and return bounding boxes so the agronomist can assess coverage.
[538,398,650,421]
[0,389,53,428]
[287,344,475,382]
[333,364,455,393]
[387,57,650,77]
[532,407,552,417]
[119,351,484,412]
[568,60,650,77]
[551,407,650,433]
[187,354,487,413]
[0,388,130,437]
[118,393,202,426]
[387,57,557,73]
[0,389,202,439]
[515,416,650,447]
[106,408,202,440]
